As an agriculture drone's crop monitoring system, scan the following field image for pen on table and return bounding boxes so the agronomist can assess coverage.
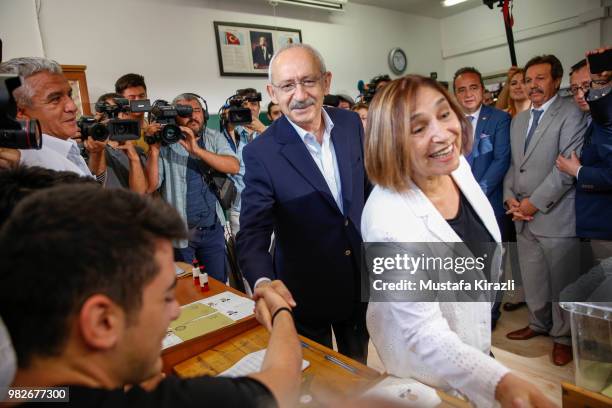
[324,354,358,374]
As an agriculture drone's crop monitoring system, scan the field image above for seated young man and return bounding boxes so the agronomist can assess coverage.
[0,184,301,407]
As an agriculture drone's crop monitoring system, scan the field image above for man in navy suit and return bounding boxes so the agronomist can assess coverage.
[236,43,369,362]
[454,67,511,229]
[557,54,612,261]
[454,67,512,327]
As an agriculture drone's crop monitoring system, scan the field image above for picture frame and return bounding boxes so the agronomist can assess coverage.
[213,21,302,77]
[61,65,91,117]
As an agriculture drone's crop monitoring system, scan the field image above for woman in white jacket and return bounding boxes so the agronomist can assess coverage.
[362,75,554,408]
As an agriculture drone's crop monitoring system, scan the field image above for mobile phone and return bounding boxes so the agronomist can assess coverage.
[587,49,612,74]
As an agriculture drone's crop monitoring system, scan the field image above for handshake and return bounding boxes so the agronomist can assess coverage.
[252,280,297,331]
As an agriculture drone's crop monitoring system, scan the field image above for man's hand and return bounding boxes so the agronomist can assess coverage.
[496,373,557,408]
[556,152,581,177]
[116,140,140,162]
[245,117,266,134]
[144,122,162,137]
[505,198,520,211]
[177,126,201,155]
[255,280,296,308]
[83,137,106,155]
[505,198,534,222]
[518,198,538,217]
[0,148,21,169]
[253,281,295,331]
[586,46,612,88]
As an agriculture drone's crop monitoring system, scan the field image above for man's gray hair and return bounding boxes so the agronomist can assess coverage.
[172,93,202,108]
[0,57,63,107]
[268,43,327,82]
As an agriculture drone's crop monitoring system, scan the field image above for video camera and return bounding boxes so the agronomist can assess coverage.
[78,98,150,142]
[145,99,192,145]
[363,74,391,103]
[0,74,42,149]
[224,90,262,125]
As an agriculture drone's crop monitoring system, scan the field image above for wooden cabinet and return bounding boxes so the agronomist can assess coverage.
[61,65,91,116]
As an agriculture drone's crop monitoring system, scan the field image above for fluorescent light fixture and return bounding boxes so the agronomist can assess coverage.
[442,0,468,6]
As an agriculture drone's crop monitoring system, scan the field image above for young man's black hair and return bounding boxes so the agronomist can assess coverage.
[115,73,147,95]
[0,166,97,226]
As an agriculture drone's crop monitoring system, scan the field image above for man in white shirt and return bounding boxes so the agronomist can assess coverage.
[0,57,106,179]
[236,43,370,362]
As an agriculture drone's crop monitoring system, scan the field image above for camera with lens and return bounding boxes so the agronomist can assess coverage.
[77,116,109,141]
[225,90,262,125]
[145,100,193,145]
[86,97,150,142]
[0,74,42,149]
[363,74,391,103]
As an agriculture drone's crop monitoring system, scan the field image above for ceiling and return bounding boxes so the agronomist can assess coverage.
[350,0,484,18]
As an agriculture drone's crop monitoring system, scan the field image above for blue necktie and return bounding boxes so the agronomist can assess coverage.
[524,109,543,153]
[466,115,475,163]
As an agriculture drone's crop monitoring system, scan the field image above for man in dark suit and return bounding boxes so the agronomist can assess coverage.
[557,51,612,261]
[454,67,512,328]
[252,36,272,69]
[237,43,369,362]
[454,67,511,234]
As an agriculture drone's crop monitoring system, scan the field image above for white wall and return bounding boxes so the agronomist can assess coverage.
[1,0,442,111]
[0,0,44,59]
[440,0,610,86]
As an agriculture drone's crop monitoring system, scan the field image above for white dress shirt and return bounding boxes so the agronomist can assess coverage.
[19,134,92,177]
[466,104,482,143]
[527,94,557,133]
[287,109,343,214]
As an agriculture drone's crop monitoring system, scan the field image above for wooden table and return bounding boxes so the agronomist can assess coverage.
[165,265,467,407]
[562,382,612,408]
[173,325,382,407]
[161,266,258,373]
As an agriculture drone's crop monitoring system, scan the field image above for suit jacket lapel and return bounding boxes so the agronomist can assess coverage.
[275,116,342,214]
[522,96,562,163]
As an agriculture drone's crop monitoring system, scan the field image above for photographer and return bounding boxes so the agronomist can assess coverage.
[145,93,239,282]
[360,74,391,104]
[82,93,148,193]
[221,89,266,236]
[0,57,107,180]
[115,73,161,152]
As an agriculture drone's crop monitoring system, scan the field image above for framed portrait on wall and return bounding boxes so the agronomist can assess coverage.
[214,21,302,77]
[61,65,91,117]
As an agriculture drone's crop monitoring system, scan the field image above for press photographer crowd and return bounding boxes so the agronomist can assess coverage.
[0,37,610,408]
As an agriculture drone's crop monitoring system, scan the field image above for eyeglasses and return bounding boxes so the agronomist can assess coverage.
[569,82,592,96]
[272,75,323,94]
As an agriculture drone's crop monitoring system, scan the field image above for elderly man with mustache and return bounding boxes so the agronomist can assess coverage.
[145,92,239,282]
[237,43,371,362]
[503,54,588,366]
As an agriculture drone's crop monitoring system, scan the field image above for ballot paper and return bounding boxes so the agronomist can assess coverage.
[218,349,310,378]
[363,376,442,408]
[162,292,255,350]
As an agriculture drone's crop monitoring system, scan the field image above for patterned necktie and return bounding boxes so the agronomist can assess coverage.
[524,109,543,153]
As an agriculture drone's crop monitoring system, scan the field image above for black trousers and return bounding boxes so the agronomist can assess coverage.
[294,302,369,364]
